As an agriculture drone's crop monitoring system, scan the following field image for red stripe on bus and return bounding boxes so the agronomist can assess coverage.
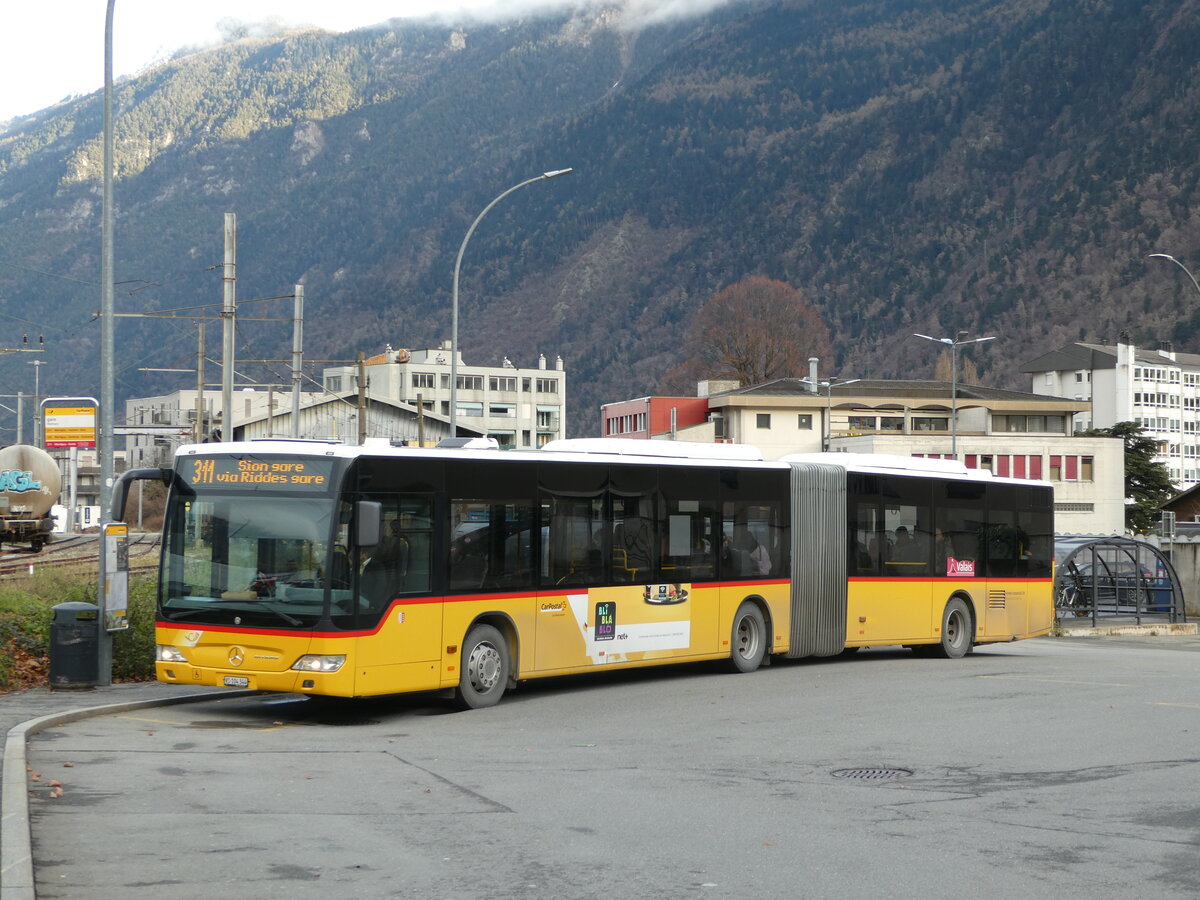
[156,579,793,640]
[849,577,1052,585]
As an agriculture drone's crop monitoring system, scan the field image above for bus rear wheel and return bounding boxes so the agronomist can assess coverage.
[935,598,974,659]
[455,624,509,709]
[728,601,766,673]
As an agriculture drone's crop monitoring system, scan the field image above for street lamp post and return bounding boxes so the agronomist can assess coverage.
[800,376,860,451]
[913,331,996,457]
[1148,253,1200,300]
[450,168,573,434]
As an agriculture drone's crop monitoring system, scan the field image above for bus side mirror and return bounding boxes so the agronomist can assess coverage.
[111,467,174,523]
[355,500,382,549]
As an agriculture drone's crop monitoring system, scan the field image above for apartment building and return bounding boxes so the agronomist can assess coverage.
[321,341,567,448]
[1022,338,1200,487]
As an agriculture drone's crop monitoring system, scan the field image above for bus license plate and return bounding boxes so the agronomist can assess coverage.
[224,676,250,688]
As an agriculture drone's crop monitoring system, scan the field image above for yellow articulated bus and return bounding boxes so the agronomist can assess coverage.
[113,438,1054,709]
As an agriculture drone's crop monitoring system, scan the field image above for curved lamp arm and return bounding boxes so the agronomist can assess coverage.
[1148,253,1200,301]
[450,169,573,434]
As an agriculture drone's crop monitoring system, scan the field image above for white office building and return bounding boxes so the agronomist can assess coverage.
[1022,338,1200,487]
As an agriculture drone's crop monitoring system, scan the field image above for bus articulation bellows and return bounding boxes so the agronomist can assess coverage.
[114,438,1055,709]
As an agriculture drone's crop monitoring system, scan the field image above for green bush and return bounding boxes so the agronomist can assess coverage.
[0,570,159,690]
[112,577,158,682]
[0,588,54,690]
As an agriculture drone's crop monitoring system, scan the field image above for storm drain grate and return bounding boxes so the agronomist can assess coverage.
[831,767,913,780]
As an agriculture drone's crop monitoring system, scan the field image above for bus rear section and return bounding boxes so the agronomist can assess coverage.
[783,456,1055,658]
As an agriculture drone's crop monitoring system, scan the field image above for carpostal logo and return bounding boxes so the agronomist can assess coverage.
[539,600,566,613]
[0,469,42,493]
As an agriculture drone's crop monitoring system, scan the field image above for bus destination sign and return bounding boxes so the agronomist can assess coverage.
[183,456,335,490]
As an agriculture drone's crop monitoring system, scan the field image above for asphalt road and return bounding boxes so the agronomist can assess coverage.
[24,636,1200,899]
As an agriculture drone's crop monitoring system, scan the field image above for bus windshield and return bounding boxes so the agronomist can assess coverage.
[160,492,349,629]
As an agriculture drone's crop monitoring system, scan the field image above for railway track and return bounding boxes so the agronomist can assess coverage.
[0,532,161,579]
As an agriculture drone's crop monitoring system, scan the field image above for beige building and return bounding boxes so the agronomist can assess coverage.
[631,378,1123,535]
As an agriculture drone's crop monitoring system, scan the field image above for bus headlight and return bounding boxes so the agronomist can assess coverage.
[157,645,188,663]
[291,655,347,673]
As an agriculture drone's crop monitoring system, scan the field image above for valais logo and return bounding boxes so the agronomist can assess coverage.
[947,557,976,577]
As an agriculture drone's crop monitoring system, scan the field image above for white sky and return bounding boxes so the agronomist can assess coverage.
[0,1,567,123]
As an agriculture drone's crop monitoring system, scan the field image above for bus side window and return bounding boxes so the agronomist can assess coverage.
[448,498,535,591]
[662,506,716,581]
[721,501,778,579]
[612,494,656,582]
[359,496,433,610]
[544,494,604,587]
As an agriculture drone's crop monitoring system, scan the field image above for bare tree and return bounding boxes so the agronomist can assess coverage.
[933,352,980,384]
[661,276,833,391]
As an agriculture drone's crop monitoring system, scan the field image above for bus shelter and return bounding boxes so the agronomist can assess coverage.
[1054,536,1186,625]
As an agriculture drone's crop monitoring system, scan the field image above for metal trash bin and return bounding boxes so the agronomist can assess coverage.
[49,601,99,690]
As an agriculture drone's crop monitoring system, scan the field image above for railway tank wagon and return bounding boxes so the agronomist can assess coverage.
[0,444,61,551]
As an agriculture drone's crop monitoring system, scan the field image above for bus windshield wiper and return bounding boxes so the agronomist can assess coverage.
[259,604,303,627]
[161,606,224,621]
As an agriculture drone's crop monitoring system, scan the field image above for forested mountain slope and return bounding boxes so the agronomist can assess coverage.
[2,0,1198,436]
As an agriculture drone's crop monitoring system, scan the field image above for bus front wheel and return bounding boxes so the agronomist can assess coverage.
[728,602,767,673]
[935,598,974,659]
[455,624,509,709]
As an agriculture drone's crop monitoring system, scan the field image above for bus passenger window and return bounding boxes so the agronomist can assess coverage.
[612,495,655,582]
[721,501,779,579]
[849,502,881,575]
[543,494,604,587]
[660,501,716,582]
[449,499,535,592]
[879,480,931,576]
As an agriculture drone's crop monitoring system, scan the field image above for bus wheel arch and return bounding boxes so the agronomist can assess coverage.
[727,597,769,673]
[935,594,975,659]
[454,615,518,710]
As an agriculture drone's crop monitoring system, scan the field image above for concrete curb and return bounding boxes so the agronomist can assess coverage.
[1,690,242,900]
[1056,622,1199,638]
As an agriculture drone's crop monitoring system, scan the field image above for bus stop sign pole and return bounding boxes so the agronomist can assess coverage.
[97,522,130,684]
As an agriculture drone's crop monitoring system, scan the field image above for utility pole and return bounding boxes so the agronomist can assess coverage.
[291,284,303,438]
[0,337,45,444]
[221,212,236,441]
[28,359,45,446]
[98,0,117,686]
[357,352,367,445]
[417,392,425,447]
[194,323,206,442]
